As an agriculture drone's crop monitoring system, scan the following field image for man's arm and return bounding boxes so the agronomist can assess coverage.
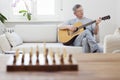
[58,24,77,32]
[58,24,71,29]
[94,24,99,35]
[93,18,102,35]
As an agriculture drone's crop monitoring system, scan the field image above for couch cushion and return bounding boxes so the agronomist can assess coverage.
[104,35,120,53]
[0,34,11,51]
[14,25,57,43]
[12,43,83,54]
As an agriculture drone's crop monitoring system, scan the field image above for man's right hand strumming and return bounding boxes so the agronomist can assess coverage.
[58,25,77,32]
[67,25,77,32]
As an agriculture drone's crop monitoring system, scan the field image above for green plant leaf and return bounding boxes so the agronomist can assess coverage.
[19,10,27,13]
[18,10,32,21]
[23,13,26,16]
[0,13,7,20]
[27,13,31,21]
[0,13,7,23]
[0,16,5,23]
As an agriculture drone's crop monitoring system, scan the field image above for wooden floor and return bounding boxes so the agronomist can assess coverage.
[0,53,120,80]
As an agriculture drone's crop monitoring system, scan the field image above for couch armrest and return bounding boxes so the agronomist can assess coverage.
[104,35,120,53]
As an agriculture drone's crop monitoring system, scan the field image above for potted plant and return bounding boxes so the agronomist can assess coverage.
[0,13,7,53]
[19,10,32,21]
[12,0,32,21]
[0,13,7,33]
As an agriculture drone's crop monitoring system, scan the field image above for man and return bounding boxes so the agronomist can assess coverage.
[58,4,103,53]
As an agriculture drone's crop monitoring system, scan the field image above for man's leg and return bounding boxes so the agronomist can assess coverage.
[73,31,90,53]
[85,30,103,53]
[73,30,103,53]
[82,38,90,53]
[73,31,86,46]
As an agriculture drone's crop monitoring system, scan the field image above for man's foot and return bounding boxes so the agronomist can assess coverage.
[93,49,98,53]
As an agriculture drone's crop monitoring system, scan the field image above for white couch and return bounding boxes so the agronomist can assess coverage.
[104,28,120,53]
[1,25,83,54]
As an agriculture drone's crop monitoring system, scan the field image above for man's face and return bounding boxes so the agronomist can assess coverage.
[74,7,84,19]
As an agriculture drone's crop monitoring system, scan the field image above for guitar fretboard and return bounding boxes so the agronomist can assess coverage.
[78,20,96,29]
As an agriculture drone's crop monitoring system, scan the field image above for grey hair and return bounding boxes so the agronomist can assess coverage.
[73,4,82,12]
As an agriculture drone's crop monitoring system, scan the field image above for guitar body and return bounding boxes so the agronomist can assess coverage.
[58,22,84,45]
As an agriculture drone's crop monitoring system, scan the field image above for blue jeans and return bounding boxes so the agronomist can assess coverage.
[73,30,103,53]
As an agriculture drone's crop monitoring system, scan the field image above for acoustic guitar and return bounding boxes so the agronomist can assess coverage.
[58,15,111,45]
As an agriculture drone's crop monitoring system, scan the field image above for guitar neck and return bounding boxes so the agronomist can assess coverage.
[78,20,96,29]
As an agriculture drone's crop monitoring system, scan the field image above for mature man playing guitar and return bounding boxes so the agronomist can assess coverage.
[58,4,103,53]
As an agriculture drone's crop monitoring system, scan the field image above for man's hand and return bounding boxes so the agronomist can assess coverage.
[67,25,77,32]
[96,17,102,25]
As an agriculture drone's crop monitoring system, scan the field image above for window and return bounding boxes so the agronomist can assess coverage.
[11,0,63,21]
[37,0,55,15]
[12,0,32,15]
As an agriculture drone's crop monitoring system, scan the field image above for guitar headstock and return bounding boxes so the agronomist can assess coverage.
[102,15,111,20]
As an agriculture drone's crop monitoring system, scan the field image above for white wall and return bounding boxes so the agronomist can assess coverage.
[116,0,120,27]
[0,0,119,43]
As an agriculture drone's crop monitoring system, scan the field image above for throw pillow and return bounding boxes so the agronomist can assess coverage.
[0,34,11,51]
[6,32,23,47]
